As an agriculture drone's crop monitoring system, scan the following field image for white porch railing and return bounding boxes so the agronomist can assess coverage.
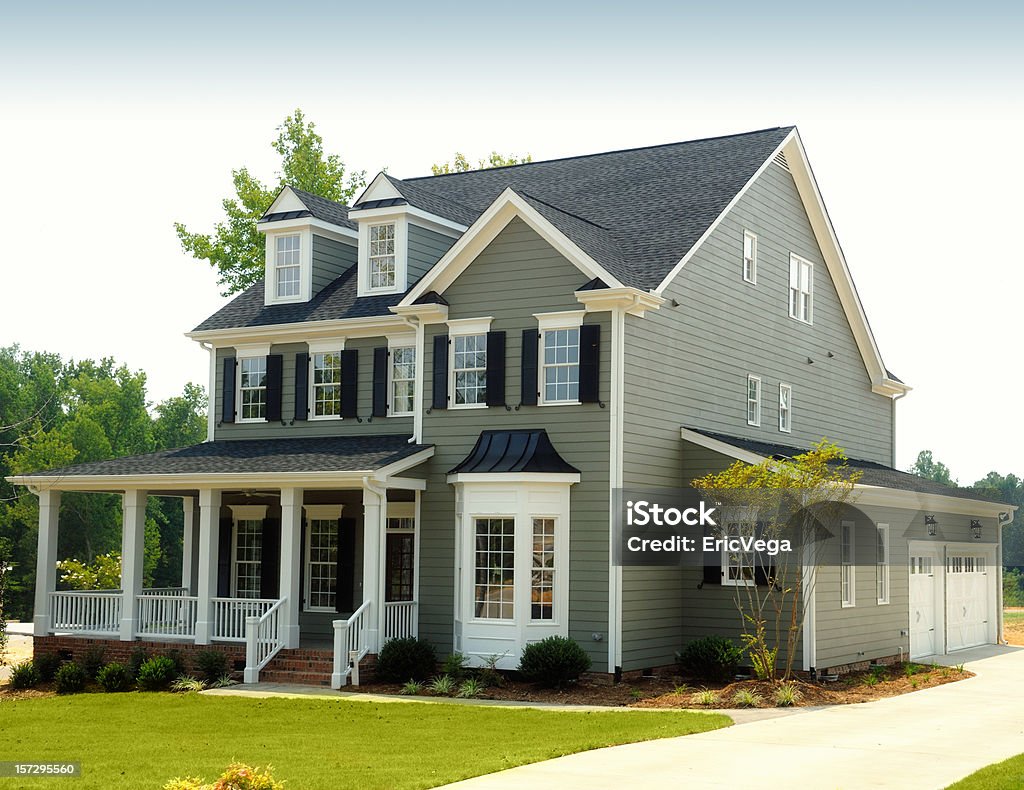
[49,591,122,636]
[140,586,188,597]
[243,598,286,684]
[383,600,418,641]
[331,600,372,689]
[136,594,199,639]
[211,598,278,642]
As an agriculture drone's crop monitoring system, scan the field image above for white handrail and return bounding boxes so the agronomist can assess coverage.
[136,594,199,638]
[331,600,372,689]
[243,598,286,684]
[49,591,122,635]
[140,586,188,597]
[383,600,418,641]
[210,597,277,642]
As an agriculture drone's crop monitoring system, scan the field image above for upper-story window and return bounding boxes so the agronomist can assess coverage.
[275,234,302,298]
[779,383,792,433]
[238,356,268,422]
[542,328,580,404]
[789,254,813,323]
[368,223,397,290]
[743,230,757,284]
[452,333,487,407]
[311,351,343,419]
[389,346,416,416]
[746,374,761,426]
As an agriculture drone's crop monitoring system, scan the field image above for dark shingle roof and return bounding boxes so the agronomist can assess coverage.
[684,428,1005,505]
[449,429,580,475]
[283,187,357,230]
[17,435,429,478]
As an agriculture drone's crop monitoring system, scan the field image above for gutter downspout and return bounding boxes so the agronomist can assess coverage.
[394,314,425,445]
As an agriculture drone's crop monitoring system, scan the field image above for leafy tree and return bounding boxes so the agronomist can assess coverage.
[0,537,10,666]
[175,109,366,295]
[692,440,861,680]
[431,151,533,175]
[973,471,1024,569]
[908,450,956,486]
[154,383,207,450]
[56,552,122,590]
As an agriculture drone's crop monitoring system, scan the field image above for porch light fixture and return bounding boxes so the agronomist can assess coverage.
[970,519,983,540]
[925,515,937,537]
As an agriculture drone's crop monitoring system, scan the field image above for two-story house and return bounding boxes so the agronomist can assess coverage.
[12,127,1011,686]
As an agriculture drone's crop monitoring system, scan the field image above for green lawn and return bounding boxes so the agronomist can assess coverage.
[948,753,1024,789]
[0,693,729,789]
[1004,609,1024,624]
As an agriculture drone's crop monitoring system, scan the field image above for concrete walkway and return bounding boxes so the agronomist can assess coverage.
[442,645,1024,790]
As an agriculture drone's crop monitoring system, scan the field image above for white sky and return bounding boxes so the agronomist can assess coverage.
[1,2,1021,483]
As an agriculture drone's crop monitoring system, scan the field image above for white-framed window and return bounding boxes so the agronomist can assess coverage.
[743,230,757,284]
[779,383,792,433]
[876,523,890,605]
[389,346,416,416]
[275,234,301,299]
[311,351,342,419]
[841,520,855,607]
[541,328,580,404]
[305,518,338,611]
[789,254,813,323]
[531,517,556,620]
[473,517,515,620]
[368,222,396,290]
[722,520,756,586]
[452,333,487,408]
[746,375,761,426]
[386,510,416,603]
[233,519,263,599]
[238,356,268,422]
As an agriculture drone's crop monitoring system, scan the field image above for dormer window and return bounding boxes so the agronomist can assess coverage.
[275,234,302,298]
[263,228,314,305]
[369,223,397,289]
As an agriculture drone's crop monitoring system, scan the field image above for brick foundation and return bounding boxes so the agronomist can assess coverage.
[34,635,246,672]
[821,653,903,676]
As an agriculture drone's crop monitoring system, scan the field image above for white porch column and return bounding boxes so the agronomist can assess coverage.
[194,489,221,645]
[280,487,303,649]
[33,488,61,637]
[181,496,196,594]
[362,484,386,652]
[119,489,147,641]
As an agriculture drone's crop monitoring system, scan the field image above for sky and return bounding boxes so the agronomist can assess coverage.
[1,1,1021,483]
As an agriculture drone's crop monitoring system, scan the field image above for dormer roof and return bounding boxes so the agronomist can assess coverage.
[260,185,357,231]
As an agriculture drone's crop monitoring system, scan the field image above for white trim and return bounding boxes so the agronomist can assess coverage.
[840,520,855,608]
[679,427,765,464]
[304,513,340,612]
[264,228,312,306]
[746,374,761,427]
[387,333,416,349]
[227,504,268,521]
[354,172,403,203]
[234,343,272,358]
[876,522,890,605]
[308,349,344,422]
[608,304,626,672]
[349,203,467,237]
[387,343,416,418]
[788,253,814,325]
[447,472,581,485]
[575,287,664,317]
[358,217,406,297]
[187,315,408,347]
[448,324,490,410]
[400,188,625,305]
[257,216,358,243]
[236,353,269,424]
[307,338,346,354]
[303,504,344,520]
[387,501,416,519]
[446,317,493,335]
[533,310,585,330]
[779,383,792,433]
[537,322,583,406]
[742,229,757,285]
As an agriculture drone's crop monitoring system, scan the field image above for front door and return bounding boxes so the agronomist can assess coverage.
[910,550,939,659]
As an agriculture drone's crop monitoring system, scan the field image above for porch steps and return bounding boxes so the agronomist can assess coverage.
[257,647,335,687]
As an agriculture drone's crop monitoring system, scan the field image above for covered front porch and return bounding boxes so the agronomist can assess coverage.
[13,435,433,686]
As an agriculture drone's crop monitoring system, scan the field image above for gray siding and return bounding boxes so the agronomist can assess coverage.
[415,218,613,671]
[213,339,412,440]
[408,223,456,284]
[618,162,892,670]
[311,234,356,295]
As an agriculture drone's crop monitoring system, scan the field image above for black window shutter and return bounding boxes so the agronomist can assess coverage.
[217,516,233,597]
[753,522,776,587]
[372,346,389,418]
[265,354,283,422]
[579,323,601,403]
[485,330,506,406]
[294,352,309,421]
[520,329,539,406]
[260,518,281,598]
[336,517,357,613]
[702,522,722,586]
[221,357,236,423]
[340,349,358,419]
[432,334,449,410]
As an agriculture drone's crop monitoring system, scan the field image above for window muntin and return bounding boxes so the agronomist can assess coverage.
[541,328,580,404]
[876,523,889,605]
[368,223,396,290]
[306,518,338,611]
[743,230,757,284]
[275,234,301,298]
[779,383,792,433]
[841,520,855,607]
[385,517,415,602]
[789,255,813,323]
[747,375,761,426]
[722,521,756,586]
[452,333,487,407]
[233,519,263,599]
[474,517,514,619]
[531,518,555,620]
[390,346,416,416]
[238,357,268,422]
[311,351,342,419]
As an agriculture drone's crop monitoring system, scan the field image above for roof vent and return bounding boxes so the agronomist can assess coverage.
[773,151,790,172]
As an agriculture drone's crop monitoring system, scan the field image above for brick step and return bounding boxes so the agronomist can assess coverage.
[258,669,333,686]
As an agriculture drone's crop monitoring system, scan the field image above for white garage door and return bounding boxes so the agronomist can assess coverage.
[910,553,939,659]
[946,554,990,652]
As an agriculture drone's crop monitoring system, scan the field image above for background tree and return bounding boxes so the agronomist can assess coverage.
[175,109,366,295]
[908,450,956,486]
[431,151,533,175]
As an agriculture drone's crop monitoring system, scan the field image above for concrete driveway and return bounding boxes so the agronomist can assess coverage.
[444,645,1024,790]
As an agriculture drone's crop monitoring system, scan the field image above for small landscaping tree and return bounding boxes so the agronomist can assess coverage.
[692,440,860,680]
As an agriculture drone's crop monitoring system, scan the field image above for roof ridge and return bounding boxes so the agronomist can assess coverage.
[403,127,792,182]
[286,184,352,211]
[518,190,611,231]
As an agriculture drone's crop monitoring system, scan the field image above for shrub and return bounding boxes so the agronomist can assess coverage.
[442,651,469,678]
[170,675,205,693]
[9,661,41,689]
[127,647,148,680]
[163,762,284,790]
[731,688,763,708]
[96,662,132,692]
[54,662,88,694]
[692,688,720,706]
[427,674,456,695]
[673,683,691,695]
[209,674,237,689]
[773,682,802,707]
[400,680,423,695]
[164,650,187,677]
[193,650,228,683]
[34,652,61,682]
[137,656,177,691]
[375,637,437,683]
[676,636,742,683]
[80,645,107,680]
[517,636,591,688]
[457,678,484,698]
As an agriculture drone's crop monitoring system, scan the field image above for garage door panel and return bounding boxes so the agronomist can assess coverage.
[947,554,989,652]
